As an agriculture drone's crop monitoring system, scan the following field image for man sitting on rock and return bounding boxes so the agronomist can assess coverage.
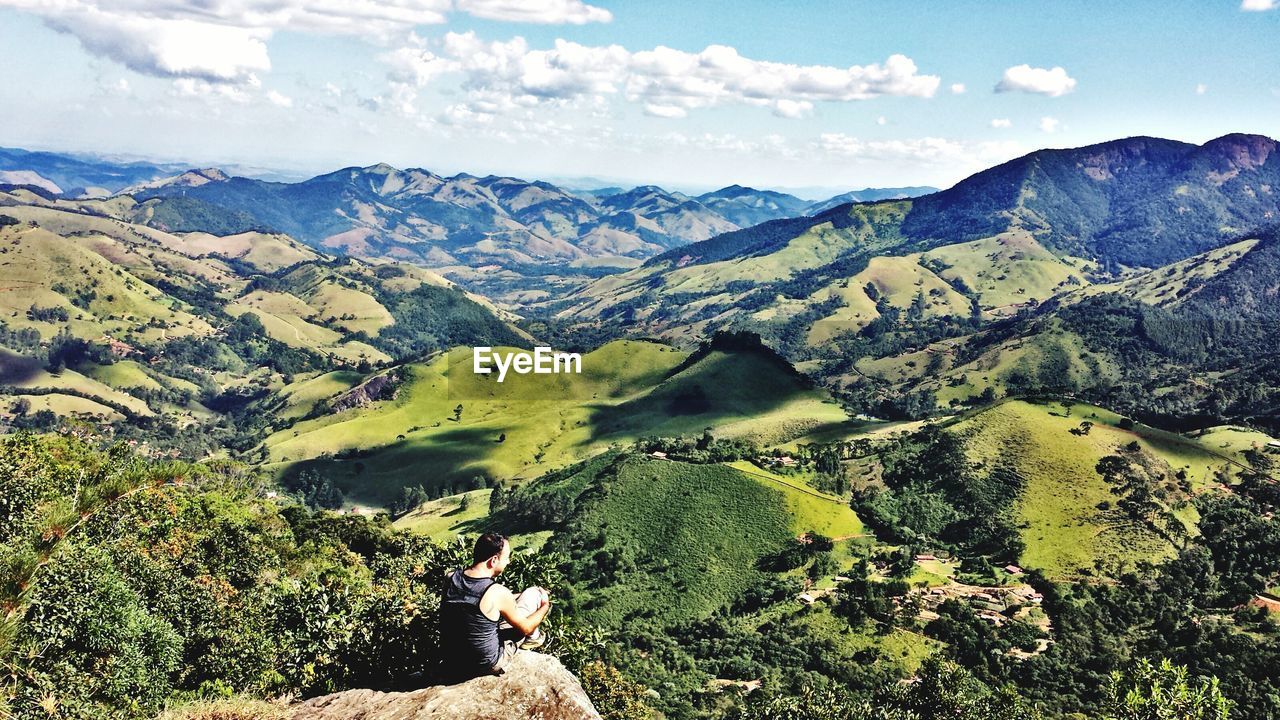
[439,532,551,681]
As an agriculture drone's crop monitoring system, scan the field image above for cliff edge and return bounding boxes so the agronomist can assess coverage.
[289,652,601,720]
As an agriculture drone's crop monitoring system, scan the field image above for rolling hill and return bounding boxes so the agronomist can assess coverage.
[827,225,1280,425]
[7,135,1280,720]
[555,134,1280,331]
[0,188,527,448]
[261,336,850,505]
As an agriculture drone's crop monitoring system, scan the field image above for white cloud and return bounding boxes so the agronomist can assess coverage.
[382,32,940,122]
[876,116,888,126]
[1039,116,1061,133]
[626,45,940,110]
[455,0,611,24]
[1195,83,1208,95]
[950,83,966,94]
[42,9,272,84]
[382,47,459,88]
[0,0,608,88]
[990,118,1012,128]
[814,133,1024,168]
[98,76,131,97]
[773,99,814,119]
[647,131,798,159]
[995,64,1077,97]
[266,90,294,107]
[172,78,252,103]
[1242,0,1277,10]
[644,103,687,118]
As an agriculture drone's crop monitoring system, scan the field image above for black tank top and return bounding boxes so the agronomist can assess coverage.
[439,568,501,673]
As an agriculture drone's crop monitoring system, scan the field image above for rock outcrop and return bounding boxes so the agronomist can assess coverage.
[328,373,399,413]
[290,652,601,720]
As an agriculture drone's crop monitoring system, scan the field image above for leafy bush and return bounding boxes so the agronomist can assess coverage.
[0,434,635,719]
[1103,658,1232,720]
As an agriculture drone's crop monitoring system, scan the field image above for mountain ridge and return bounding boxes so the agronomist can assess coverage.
[552,133,1280,353]
[0,145,937,273]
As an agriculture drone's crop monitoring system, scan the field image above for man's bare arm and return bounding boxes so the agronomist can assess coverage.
[496,589,550,636]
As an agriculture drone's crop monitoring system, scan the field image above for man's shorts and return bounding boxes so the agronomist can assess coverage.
[491,638,520,674]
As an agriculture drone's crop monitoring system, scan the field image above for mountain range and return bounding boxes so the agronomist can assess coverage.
[550,134,1279,336]
[0,146,936,275]
[5,133,1280,427]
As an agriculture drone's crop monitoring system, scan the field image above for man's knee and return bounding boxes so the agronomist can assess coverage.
[514,586,543,614]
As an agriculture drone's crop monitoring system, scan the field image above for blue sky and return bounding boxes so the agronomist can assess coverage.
[1,0,1277,195]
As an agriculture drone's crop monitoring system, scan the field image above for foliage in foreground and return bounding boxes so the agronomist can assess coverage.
[0,433,643,720]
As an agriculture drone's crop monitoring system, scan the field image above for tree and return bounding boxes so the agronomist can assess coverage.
[816,446,842,477]
[735,656,1042,719]
[1103,658,1232,720]
[391,484,430,516]
[577,661,654,720]
[490,485,509,514]
[808,551,839,582]
[453,403,464,422]
[290,468,344,509]
[1096,453,1176,541]
[1071,421,1094,436]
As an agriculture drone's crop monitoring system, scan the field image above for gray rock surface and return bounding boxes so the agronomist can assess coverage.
[290,652,601,720]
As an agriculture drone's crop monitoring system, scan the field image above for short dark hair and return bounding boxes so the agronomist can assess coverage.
[473,533,508,564]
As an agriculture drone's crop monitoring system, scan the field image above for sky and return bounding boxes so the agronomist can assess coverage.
[0,0,1278,196]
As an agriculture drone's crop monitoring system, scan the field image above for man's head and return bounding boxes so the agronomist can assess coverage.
[472,532,510,574]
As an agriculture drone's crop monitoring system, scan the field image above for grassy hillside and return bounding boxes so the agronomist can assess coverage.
[834,229,1280,422]
[724,460,863,538]
[0,190,529,459]
[1082,237,1258,307]
[274,370,365,420]
[549,137,1280,425]
[553,200,1103,369]
[263,339,850,505]
[951,399,1272,578]
[393,488,494,539]
[921,230,1091,313]
[538,454,796,626]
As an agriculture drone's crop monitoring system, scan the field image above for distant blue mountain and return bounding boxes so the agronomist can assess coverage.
[0,147,184,194]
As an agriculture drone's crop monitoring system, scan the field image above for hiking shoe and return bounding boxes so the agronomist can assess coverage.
[519,629,545,649]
